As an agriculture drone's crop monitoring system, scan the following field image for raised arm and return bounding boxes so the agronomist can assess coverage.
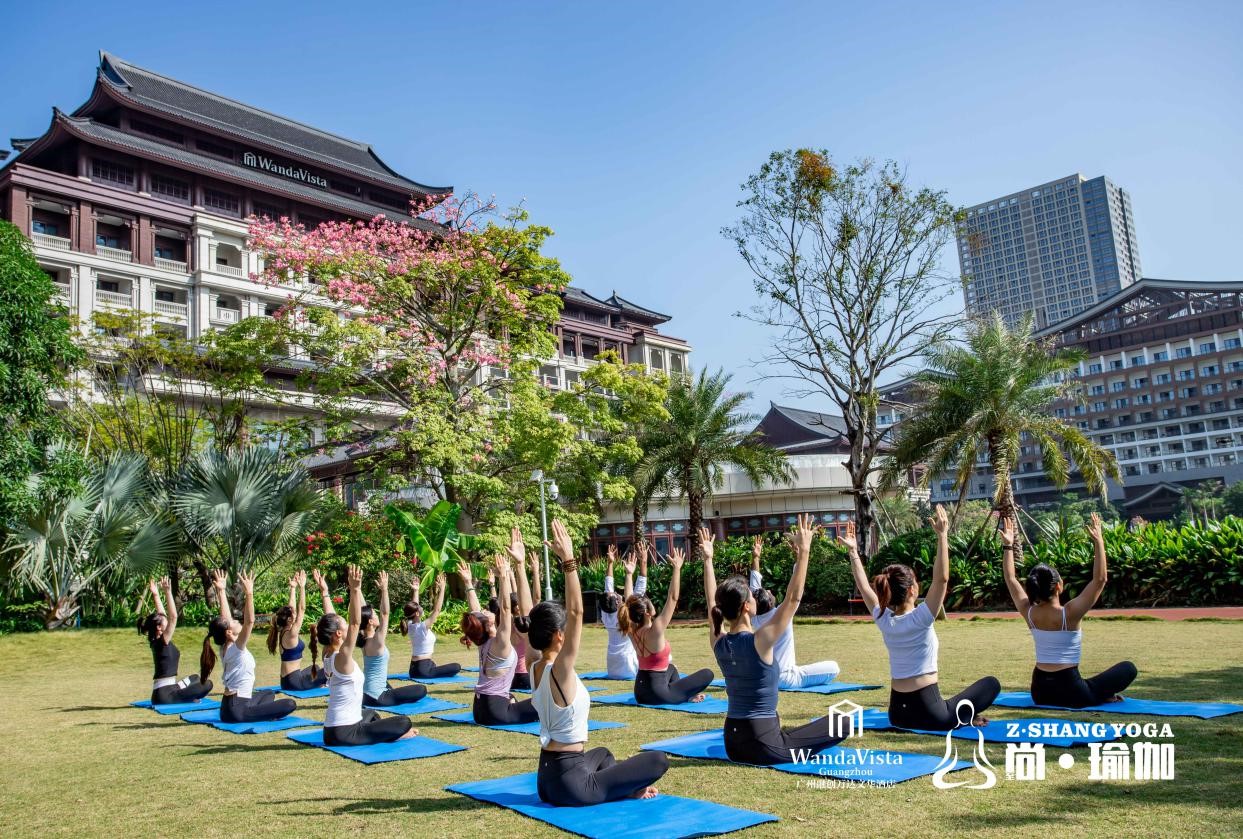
[841,522,879,614]
[427,573,447,626]
[293,570,308,633]
[922,505,950,616]
[1067,513,1109,621]
[212,569,233,625]
[460,561,482,613]
[604,545,617,596]
[654,548,684,631]
[337,565,364,674]
[149,579,166,616]
[375,571,391,645]
[490,554,514,659]
[159,577,179,640]
[529,548,542,606]
[621,548,636,599]
[507,527,534,619]
[756,514,815,657]
[751,535,763,589]
[999,517,1029,614]
[312,568,335,615]
[235,570,256,650]
[702,527,721,646]
[548,519,583,689]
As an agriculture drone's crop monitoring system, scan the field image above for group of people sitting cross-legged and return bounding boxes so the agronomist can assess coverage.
[136,504,1137,808]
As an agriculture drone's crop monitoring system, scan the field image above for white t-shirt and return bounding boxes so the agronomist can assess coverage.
[222,643,255,698]
[873,602,939,679]
[750,570,795,673]
[602,574,643,677]
[323,650,364,728]
[409,621,436,658]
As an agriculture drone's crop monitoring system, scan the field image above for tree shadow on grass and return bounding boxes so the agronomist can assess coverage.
[268,795,487,816]
[1130,666,1243,704]
[177,741,305,756]
[57,705,129,712]
[108,722,180,731]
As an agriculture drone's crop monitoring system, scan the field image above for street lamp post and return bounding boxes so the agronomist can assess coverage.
[532,470,558,600]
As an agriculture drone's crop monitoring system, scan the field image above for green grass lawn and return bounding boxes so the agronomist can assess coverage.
[1,618,1241,838]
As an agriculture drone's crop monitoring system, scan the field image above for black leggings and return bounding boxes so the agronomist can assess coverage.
[364,683,427,707]
[220,690,297,723]
[474,692,539,725]
[537,747,669,807]
[151,675,212,705]
[324,708,412,746]
[889,677,1001,731]
[512,671,532,691]
[634,664,713,706]
[280,667,327,692]
[409,658,462,679]
[1031,662,1137,708]
[723,714,846,766]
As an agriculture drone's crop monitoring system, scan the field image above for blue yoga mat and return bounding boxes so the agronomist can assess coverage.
[709,678,881,696]
[255,684,330,699]
[130,698,220,715]
[388,672,475,686]
[286,727,466,764]
[592,692,729,715]
[642,729,971,784]
[431,709,626,736]
[363,696,466,716]
[447,772,777,839]
[991,692,1243,719]
[579,671,632,681]
[859,709,1118,747]
[179,708,319,734]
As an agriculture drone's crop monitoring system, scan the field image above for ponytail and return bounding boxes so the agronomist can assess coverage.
[312,613,342,679]
[617,595,649,638]
[400,601,421,636]
[1025,563,1062,604]
[710,605,725,636]
[872,573,892,612]
[200,634,217,684]
[266,605,295,655]
[873,565,917,614]
[309,628,320,680]
[712,576,750,635]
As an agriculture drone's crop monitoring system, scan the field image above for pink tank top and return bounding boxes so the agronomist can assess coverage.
[514,634,528,674]
[476,638,517,698]
[636,630,671,671]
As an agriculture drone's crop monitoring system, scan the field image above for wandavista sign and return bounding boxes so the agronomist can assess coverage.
[241,152,329,189]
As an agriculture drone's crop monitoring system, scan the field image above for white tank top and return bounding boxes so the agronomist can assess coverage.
[409,621,436,658]
[323,649,364,728]
[222,643,255,698]
[1027,607,1082,665]
[532,662,590,748]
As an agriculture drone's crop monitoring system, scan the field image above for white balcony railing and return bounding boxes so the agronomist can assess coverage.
[33,232,72,251]
[212,307,240,324]
[214,264,244,278]
[97,244,133,263]
[95,288,133,307]
[154,257,188,273]
[52,283,71,303]
[154,300,188,319]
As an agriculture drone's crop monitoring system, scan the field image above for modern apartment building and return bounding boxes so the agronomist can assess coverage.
[882,279,1243,519]
[958,174,1142,330]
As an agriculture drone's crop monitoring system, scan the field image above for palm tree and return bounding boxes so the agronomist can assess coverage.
[884,313,1119,526]
[172,447,322,597]
[6,451,178,629]
[635,369,792,560]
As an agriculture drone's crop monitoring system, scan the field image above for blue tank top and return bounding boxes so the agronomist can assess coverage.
[280,638,305,662]
[363,647,390,698]
[714,631,779,719]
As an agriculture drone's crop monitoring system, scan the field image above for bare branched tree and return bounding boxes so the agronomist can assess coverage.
[724,151,962,557]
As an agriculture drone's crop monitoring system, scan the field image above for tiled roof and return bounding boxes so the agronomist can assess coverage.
[96,52,450,197]
[55,112,439,229]
[768,403,849,439]
[605,292,671,324]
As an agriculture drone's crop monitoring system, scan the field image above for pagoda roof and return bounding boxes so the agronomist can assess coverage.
[85,52,451,197]
[605,292,671,324]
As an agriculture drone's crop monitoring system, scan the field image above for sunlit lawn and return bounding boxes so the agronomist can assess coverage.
[1,617,1240,838]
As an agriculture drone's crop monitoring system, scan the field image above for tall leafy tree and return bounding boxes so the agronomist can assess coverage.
[0,221,82,528]
[635,369,791,560]
[883,313,1119,527]
[725,151,961,557]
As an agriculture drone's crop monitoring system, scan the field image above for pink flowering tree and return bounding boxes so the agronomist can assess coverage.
[245,195,592,541]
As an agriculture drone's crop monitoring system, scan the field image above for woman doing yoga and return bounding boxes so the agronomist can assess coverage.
[267,570,326,692]
[619,542,713,705]
[358,571,428,707]
[706,514,846,765]
[530,519,668,806]
[1000,514,1136,707]
[201,569,297,723]
[462,528,539,725]
[847,506,1000,730]
[487,552,534,691]
[139,577,212,705]
[317,565,416,746]
[599,545,646,679]
[401,571,461,679]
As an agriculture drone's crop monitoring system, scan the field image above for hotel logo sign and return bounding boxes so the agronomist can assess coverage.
[241,152,328,189]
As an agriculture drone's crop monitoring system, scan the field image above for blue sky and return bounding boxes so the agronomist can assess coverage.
[3,1,1240,414]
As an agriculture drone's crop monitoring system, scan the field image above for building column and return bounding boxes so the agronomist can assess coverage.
[195,284,212,340]
[137,216,154,265]
[75,266,95,330]
[78,202,95,255]
[137,276,153,320]
[9,186,29,234]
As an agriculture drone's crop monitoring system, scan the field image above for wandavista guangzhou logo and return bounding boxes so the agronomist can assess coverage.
[241,151,329,189]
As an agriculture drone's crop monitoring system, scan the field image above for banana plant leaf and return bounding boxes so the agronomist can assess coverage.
[385,501,483,589]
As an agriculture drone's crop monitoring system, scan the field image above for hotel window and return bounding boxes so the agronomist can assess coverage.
[196,139,234,159]
[1176,347,1192,358]
[155,245,176,260]
[252,202,286,220]
[1200,342,1217,354]
[96,232,121,249]
[151,174,190,202]
[203,189,240,216]
[131,119,184,144]
[648,349,664,370]
[669,354,684,374]
[155,289,177,303]
[91,159,135,187]
[1225,338,1242,350]
[1153,351,1168,361]
[32,219,59,236]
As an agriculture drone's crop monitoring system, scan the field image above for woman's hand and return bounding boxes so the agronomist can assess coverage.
[505,526,526,567]
[347,564,363,591]
[547,519,574,563]
[698,527,715,562]
[148,579,160,597]
[293,569,307,589]
[377,570,389,593]
[458,561,474,587]
[838,521,858,554]
[491,552,509,577]
[999,516,1016,548]
[931,504,949,536]
[434,574,446,598]
[668,546,685,572]
[787,513,817,555]
[312,568,328,592]
[238,570,255,595]
[752,534,763,560]
[1087,512,1104,543]
[211,569,227,592]
[622,551,637,576]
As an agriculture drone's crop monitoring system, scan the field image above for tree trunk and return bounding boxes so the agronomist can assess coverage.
[989,435,1023,564]
[632,501,644,556]
[687,490,704,563]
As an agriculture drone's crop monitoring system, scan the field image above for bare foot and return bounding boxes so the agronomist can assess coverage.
[399,728,419,740]
[689,694,706,703]
[630,785,659,800]
[1104,694,1125,703]
[971,715,989,726]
